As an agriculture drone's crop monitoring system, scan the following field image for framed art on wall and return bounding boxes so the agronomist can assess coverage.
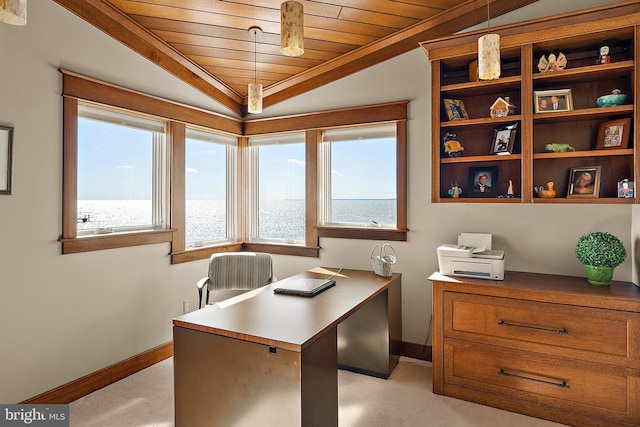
[0,126,13,195]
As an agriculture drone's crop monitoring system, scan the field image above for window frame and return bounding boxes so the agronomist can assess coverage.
[60,69,242,256]
[60,70,407,260]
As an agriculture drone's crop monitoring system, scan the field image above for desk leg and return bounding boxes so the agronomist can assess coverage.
[174,326,337,427]
[337,280,402,379]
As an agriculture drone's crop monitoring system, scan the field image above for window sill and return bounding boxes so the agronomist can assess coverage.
[317,226,408,241]
[170,241,320,264]
[59,229,174,254]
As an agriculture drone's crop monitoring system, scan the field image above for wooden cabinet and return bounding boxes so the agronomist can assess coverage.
[429,271,640,427]
[420,2,640,203]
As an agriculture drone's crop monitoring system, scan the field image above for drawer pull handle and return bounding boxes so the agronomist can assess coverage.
[498,369,570,389]
[498,320,569,335]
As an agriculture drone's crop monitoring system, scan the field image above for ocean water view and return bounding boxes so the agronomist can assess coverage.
[77,199,396,243]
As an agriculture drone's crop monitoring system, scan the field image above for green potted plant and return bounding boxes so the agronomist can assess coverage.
[575,231,626,286]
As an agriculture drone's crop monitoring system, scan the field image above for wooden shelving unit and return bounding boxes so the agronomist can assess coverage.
[420,1,640,204]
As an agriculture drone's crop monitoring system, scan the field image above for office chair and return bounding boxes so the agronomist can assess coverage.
[197,252,276,308]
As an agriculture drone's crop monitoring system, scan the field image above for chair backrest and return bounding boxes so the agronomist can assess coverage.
[207,252,274,292]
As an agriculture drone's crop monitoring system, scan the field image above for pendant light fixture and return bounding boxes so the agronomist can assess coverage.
[477,0,500,80]
[247,26,263,114]
[0,0,27,25]
[280,1,304,57]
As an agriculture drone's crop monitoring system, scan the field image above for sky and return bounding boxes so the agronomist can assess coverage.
[78,118,396,201]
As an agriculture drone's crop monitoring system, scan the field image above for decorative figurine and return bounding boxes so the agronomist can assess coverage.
[490,96,517,118]
[617,179,634,198]
[442,132,464,157]
[597,45,611,64]
[538,52,567,72]
[507,180,515,196]
[535,182,557,198]
[448,183,462,198]
[544,143,575,152]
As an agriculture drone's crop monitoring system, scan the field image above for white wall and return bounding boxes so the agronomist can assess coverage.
[0,0,627,403]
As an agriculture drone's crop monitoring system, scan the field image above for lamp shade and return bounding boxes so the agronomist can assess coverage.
[0,0,26,25]
[478,33,500,80]
[248,82,263,114]
[280,1,304,57]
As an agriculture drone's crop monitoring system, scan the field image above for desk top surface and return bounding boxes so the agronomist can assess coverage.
[173,268,400,352]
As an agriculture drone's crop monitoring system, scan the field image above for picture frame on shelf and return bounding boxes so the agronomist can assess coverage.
[595,118,631,149]
[617,179,634,198]
[533,89,573,113]
[468,166,498,198]
[443,98,469,121]
[567,166,601,198]
[490,123,518,155]
[0,125,13,195]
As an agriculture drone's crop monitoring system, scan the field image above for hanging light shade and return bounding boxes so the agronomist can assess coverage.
[248,82,263,114]
[280,1,304,57]
[477,0,500,80]
[0,0,27,26]
[247,26,263,114]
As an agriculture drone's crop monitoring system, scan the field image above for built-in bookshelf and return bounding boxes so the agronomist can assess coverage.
[420,1,640,204]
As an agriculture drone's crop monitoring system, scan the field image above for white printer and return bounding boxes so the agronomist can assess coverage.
[437,233,505,280]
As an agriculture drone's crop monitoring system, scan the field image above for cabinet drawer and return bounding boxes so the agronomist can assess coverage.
[445,339,640,425]
[445,292,640,365]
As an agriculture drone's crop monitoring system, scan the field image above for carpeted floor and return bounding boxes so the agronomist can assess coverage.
[69,357,566,426]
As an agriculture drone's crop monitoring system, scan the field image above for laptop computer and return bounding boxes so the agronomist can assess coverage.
[273,278,336,297]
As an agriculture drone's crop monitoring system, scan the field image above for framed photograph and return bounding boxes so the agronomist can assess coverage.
[443,98,469,121]
[534,89,573,113]
[596,118,631,149]
[0,126,13,195]
[567,166,601,198]
[617,180,634,198]
[490,123,518,155]
[468,166,498,198]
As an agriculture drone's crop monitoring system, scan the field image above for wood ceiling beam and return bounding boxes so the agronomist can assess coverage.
[52,0,243,114]
[261,0,538,108]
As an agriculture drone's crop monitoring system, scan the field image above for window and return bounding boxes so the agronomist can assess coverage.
[77,104,168,235]
[185,127,237,247]
[248,133,306,244]
[320,124,397,227]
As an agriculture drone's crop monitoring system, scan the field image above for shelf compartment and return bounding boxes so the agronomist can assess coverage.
[533,149,633,159]
[532,61,634,84]
[533,106,633,122]
[442,154,522,164]
[442,76,522,95]
[442,116,522,128]
[533,197,634,204]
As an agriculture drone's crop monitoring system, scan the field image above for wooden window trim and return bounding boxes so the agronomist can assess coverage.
[60,70,408,261]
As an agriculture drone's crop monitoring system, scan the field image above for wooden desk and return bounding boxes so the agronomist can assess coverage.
[173,268,401,427]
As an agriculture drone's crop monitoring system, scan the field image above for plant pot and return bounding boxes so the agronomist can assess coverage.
[584,265,614,286]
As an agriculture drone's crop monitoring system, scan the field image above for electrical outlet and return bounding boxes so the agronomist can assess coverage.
[183,300,190,314]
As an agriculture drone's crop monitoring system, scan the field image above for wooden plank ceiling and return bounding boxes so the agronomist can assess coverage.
[52,0,538,116]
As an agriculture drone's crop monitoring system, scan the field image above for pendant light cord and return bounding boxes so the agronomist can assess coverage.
[486,0,491,32]
[254,32,257,84]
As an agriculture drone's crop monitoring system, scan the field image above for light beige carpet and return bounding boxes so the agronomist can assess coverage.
[70,357,566,426]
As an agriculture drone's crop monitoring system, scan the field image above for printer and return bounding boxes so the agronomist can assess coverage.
[437,233,505,280]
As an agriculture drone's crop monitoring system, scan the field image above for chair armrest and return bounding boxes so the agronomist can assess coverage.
[197,277,209,309]
[197,277,209,290]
